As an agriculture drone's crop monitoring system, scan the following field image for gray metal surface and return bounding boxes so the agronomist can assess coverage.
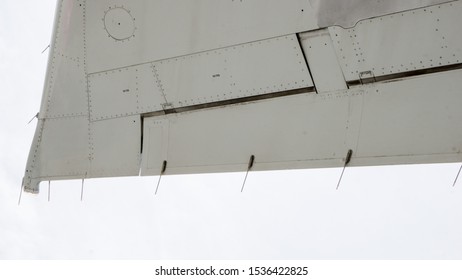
[311,0,453,27]
[85,0,317,73]
[23,0,462,193]
[329,1,462,82]
[299,29,347,92]
[88,64,164,121]
[154,35,313,108]
[89,116,141,177]
[141,70,462,176]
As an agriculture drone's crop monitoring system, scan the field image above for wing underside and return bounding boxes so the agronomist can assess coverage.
[23,0,462,193]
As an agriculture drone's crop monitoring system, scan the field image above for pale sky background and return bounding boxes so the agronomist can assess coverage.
[1,0,462,260]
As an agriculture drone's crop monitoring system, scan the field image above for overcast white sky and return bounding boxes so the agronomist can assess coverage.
[1,0,462,260]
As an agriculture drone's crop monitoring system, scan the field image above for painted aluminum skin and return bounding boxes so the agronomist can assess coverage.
[23,0,462,193]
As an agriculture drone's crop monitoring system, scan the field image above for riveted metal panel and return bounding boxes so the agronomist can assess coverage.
[137,64,167,114]
[311,0,451,28]
[89,116,141,177]
[435,2,462,63]
[138,70,462,176]
[152,51,233,108]
[353,70,462,164]
[330,1,462,81]
[141,91,359,175]
[225,35,312,98]
[52,0,85,61]
[154,35,313,108]
[299,29,348,92]
[37,117,90,178]
[40,0,87,119]
[140,118,169,175]
[46,62,87,118]
[85,0,317,73]
[88,64,164,121]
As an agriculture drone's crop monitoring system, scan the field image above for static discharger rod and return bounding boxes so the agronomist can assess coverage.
[80,173,87,201]
[18,185,23,206]
[80,178,85,201]
[241,155,255,193]
[155,160,168,195]
[41,44,50,54]
[27,112,39,125]
[337,149,353,190]
[453,164,462,187]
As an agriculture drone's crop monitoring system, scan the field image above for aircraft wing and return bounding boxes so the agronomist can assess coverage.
[23,0,462,193]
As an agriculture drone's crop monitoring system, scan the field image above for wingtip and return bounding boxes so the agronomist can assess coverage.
[22,177,40,194]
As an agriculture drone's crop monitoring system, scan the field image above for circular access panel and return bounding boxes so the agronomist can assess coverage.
[104,7,135,41]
